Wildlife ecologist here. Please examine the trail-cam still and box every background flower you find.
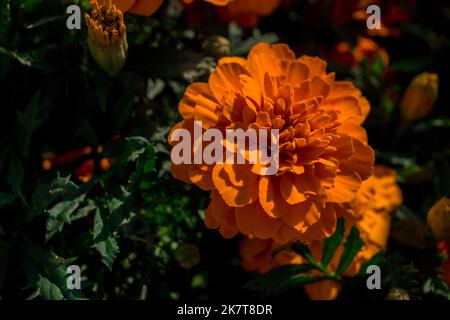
[239,164,402,299]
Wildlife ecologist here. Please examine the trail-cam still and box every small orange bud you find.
[42,159,52,171]
[400,72,439,121]
[74,159,95,183]
[99,158,113,171]
[427,197,450,241]
[85,0,128,76]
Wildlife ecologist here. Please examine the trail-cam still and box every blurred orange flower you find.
[400,72,439,122]
[112,0,231,16]
[239,165,402,299]
[217,0,282,28]
[332,0,416,37]
[427,197,450,241]
[169,43,374,244]
[329,37,389,68]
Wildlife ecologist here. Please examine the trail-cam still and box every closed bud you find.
[85,0,128,76]
[400,72,439,121]
[427,197,450,241]
[202,36,231,59]
[385,288,411,300]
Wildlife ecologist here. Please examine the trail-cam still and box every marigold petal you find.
[209,62,250,102]
[212,164,259,207]
[259,176,293,218]
[235,201,282,239]
[325,168,361,203]
[179,83,215,120]
[129,0,164,16]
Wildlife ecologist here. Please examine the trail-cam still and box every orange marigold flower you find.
[113,0,231,16]
[217,0,282,28]
[239,165,402,299]
[112,0,164,16]
[427,197,450,241]
[400,72,439,121]
[169,43,375,244]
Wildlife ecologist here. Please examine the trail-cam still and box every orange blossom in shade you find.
[239,165,402,299]
[169,42,375,244]
[400,72,439,122]
[332,0,416,37]
[328,37,389,69]
[427,197,450,241]
[216,0,282,28]
[112,0,232,16]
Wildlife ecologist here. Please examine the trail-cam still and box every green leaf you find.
[35,276,64,300]
[391,56,432,73]
[118,136,150,164]
[91,189,134,270]
[412,118,450,133]
[291,242,318,265]
[245,264,320,296]
[129,145,156,191]
[359,250,386,277]
[0,192,15,208]
[423,276,450,300]
[7,155,24,195]
[16,92,51,158]
[322,217,345,267]
[92,235,119,271]
[21,240,87,300]
[45,194,86,242]
[336,226,364,275]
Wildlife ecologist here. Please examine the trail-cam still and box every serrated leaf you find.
[71,201,96,221]
[336,226,364,275]
[93,235,119,271]
[45,194,86,242]
[322,217,345,267]
[120,136,150,164]
[20,240,87,300]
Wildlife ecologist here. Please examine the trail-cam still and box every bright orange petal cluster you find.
[169,43,375,245]
[217,0,282,28]
[239,165,402,300]
[113,0,232,16]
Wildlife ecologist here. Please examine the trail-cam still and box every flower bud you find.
[85,0,128,76]
[427,197,450,241]
[202,36,231,59]
[385,288,411,300]
[400,72,439,121]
